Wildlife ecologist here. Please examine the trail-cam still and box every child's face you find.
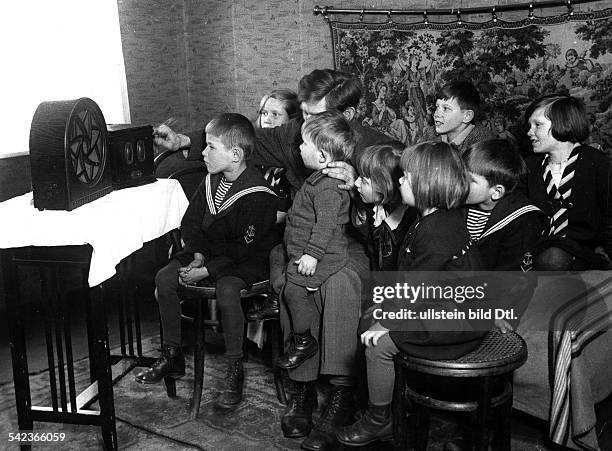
[260,98,289,128]
[299,133,328,170]
[527,107,558,154]
[399,171,415,207]
[466,171,496,207]
[355,176,382,204]
[434,97,470,136]
[201,134,235,174]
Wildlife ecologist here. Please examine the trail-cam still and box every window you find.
[2,1,130,158]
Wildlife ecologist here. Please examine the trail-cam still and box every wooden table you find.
[0,179,189,449]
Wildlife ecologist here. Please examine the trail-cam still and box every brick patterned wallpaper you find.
[117,0,612,132]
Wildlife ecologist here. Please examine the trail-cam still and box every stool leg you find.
[475,376,491,451]
[393,363,407,448]
[497,388,513,451]
[414,404,430,451]
[191,299,205,420]
[268,320,287,404]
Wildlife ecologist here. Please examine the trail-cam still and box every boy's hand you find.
[494,318,514,334]
[322,161,357,191]
[179,266,209,285]
[361,321,389,347]
[295,254,318,276]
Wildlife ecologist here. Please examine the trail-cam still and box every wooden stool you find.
[170,279,286,420]
[392,330,527,451]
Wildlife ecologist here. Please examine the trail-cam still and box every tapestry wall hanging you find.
[329,9,612,152]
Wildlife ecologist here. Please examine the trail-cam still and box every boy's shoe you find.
[245,291,280,321]
[335,404,393,446]
[277,331,318,369]
[282,381,318,438]
[134,346,185,384]
[301,385,355,450]
[216,358,244,409]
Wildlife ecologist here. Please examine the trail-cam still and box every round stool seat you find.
[394,329,527,378]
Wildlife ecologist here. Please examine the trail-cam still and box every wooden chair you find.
[176,279,286,420]
[392,330,528,451]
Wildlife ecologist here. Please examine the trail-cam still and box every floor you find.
[1,242,611,450]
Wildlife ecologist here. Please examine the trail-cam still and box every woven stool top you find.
[394,330,527,377]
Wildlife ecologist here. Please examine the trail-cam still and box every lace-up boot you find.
[281,381,318,438]
[134,346,185,384]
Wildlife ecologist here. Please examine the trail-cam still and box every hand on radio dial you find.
[153,124,190,156]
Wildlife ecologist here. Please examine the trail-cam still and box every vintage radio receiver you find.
[108,124,156,189]
[29,97,114,211]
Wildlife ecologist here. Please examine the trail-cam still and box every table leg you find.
[87,284,118,450]
[2,250,34,436]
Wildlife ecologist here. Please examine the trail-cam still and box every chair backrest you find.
[154,149,206,200]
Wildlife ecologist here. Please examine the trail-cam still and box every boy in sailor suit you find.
[136,113,278,410]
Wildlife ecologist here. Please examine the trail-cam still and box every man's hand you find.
[322,161,357,191]
[361,321,389,347]
[295,254,318,276]
[153,124,190,153]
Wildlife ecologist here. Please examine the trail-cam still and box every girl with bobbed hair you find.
[523,94,612,270]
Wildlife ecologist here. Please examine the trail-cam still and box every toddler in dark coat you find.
[277,111,357,370]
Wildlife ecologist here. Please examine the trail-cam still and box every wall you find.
[117,0,612,132]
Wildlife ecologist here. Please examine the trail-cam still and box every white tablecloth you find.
[0,179,189,287]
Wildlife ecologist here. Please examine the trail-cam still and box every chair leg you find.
[414,404,430,451]
[191,299,205,420]
[268,320,286,404]
[164,376,177,398]
[393,363,407,448]
[475,376,492,451]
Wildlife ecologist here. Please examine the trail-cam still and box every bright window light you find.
[2,1,130,158]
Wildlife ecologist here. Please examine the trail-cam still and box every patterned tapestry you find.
[329,9,612,153]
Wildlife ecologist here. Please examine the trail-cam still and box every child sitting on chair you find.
[277,110,356,370]
[135,113,278,411]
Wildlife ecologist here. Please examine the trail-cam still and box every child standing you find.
[135,114,278,411]
[353,142,416,271]
[337,142,486,447]
[277,111,356,370]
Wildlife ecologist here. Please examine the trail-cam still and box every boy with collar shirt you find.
[136,113,278,411]
[434,81,495,153]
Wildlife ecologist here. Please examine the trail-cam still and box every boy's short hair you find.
[524,94,589,143]
[463,139,526,193]
[358,141,405,206]
[298,69,363,112]
[301,110,355,162]
[436,81,481,118]
[400,141,468,211]
[205,113,256,159]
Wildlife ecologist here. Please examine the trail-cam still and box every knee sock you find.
[216,276,247,360]
[365,333,399,406]
[283,282,317,334]
[155,260,182,348]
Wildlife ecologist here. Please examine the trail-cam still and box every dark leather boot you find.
[277,331,318,370]
[134,346,185,384]
[216,358,244,409]
[281,381,318,438]
[301,385,355,451]
[245,291,280,321]
[335,404,393,446]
